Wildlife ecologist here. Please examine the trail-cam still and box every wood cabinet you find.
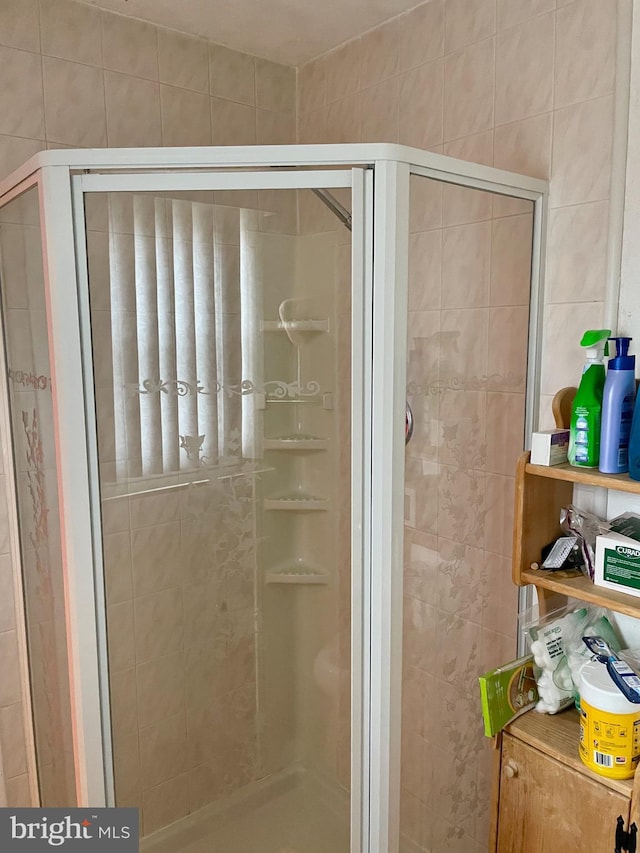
[493,709,638,852]
[491,452,640,851]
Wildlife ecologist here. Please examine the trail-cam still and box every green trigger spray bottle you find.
[568,329,611,467]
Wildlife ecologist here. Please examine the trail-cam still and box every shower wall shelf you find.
[262,319,329,334]
[263,495,329,511]
[263,436,328,451]
[265,563,329,585]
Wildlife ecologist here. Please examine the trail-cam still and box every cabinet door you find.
[496,734,630,853]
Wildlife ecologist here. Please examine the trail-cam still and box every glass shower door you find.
[399,172,535,853]
[80,175,358,849]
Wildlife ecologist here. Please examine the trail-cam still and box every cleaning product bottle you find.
[599,337,636,473]
[568,329,611,468]
[627,385,640,480]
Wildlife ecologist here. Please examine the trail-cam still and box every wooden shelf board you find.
[505,708,634,797]
[521,567,640,618]
[525,460,640,494]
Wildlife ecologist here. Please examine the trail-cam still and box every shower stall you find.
[0,145,546,852]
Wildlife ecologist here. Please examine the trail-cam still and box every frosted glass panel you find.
[84,186,352,847]
[0,187,77,806]
[399,175,534,851]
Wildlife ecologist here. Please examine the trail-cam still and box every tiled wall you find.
[297,0,618,425]
[0,0,295,178]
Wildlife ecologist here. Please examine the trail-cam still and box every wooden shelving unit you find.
[492,450,640,851]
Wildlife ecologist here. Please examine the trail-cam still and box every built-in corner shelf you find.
[263,434,328,451]
[265,559,329,585]
[263,492,329,511]
[262,319,329,335]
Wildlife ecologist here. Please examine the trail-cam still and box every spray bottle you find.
[568,329,611,468]
[599,337,635,473]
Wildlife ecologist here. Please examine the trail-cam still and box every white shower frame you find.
[0,143,547,853]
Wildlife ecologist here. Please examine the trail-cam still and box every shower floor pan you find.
[140,765,350,853]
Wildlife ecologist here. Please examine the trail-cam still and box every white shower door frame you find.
[0,144,548,853]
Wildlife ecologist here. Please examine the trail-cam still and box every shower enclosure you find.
[0,145,546,852]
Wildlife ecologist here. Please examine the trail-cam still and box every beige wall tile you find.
[540,301,605,396]
[488,305,529,392]
[409,231,442,311]
[555,0,616,109]
[490,213,534,307]
[112,731,141,808]
[497,0,555,30]
[256,109,295,144]
[297,56,326,114]
[326,39,360,103]
[256,58,295,112]
[495,12,554,126]
[130,489,180,530]
[0,136,43,181]
[43,56,106,146]
[0,46,45,139]
[110,667,138,741]
[139,712,187,789]
[482,553,518,635]
[439,307,489,386]
[0,554,15,633]
[360,18,400,88]
[442,221,491,309]
[106,599,135,673]
[134,587,183,664]
[444,38,494,142]
[142,773,189,835]
[5,773,32,807]
[398,0,444,72]
[103,530,133,605]
[160,85,211,146]
[443,132,494,226]
[131,521,181,597]
[101,12,158,81]
[0,629,21,706]
[211,98,256,146]
[399,60,444,150]
[210,44,255,106]
[547,201,609,303]
[551,95,614,207]
[410,174,443,233]
[483,473,515,556]
[105,72,161,147]
[485,393,526,475]
[494,112,552,179]
[0,702,27,777]
[158,28,208,93]
[0,0,40,52]
[327,93,361,143]
[444,0,496,53]
[136,652,185,728]
[361,78,399,143]
[298,108,328,144]
[40,0,101,66]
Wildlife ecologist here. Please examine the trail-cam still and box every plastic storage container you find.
[578,659,640,780]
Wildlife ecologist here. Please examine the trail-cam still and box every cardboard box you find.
[595,531,640,597]
[530,429,570,466]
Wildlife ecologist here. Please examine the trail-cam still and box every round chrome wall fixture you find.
[405,401,414,445]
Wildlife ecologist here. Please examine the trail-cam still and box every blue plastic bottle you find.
[600,337,636,474]
[629,386,640,480]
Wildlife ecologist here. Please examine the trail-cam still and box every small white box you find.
[530,429,570,466]
[594,532,640,597]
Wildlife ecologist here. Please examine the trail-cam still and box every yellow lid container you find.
[579,659,640,779]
